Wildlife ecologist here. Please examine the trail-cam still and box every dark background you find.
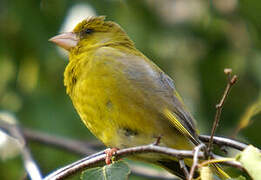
[0,0,260,179]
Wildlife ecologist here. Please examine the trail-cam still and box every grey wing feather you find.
[159,71,200,144]
[122,54,199,144]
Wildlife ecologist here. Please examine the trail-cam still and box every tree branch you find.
[43,144,243,180]
[1,121,254,180]
[21,128,253,179]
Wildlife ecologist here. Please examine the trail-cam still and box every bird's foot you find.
[105,148,118,164]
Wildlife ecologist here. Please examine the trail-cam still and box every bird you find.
[49,16,229,179]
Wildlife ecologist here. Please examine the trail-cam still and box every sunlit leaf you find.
[200,166,214,180]
[236,145,261,180]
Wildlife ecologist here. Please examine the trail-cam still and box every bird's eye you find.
[84,28,93,34]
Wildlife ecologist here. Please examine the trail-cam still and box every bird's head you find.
[49,16,134,52]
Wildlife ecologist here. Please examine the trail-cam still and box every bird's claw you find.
[105,148,118,164]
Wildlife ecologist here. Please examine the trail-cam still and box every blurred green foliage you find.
[0,0,260,179]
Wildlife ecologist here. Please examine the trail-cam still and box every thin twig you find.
[188,143,206,180]
[44,144,244,180]
[208,69,238,154]
[178,159,189,179]
[0,113,42,180]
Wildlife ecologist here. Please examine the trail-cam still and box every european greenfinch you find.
[50,16,229,179]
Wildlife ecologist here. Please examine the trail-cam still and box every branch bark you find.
[44,144,243,180]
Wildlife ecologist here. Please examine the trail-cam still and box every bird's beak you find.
[49,32,79,51]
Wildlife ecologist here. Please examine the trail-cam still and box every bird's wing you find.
[120,52,200,145]
[157,72,200,145]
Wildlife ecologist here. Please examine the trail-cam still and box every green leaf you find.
[81,161,131,180]
[236,145,261,180]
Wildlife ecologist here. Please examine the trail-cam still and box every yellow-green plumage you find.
[51,16,229,179]
[64,16,197,177]
[66,45,195,149]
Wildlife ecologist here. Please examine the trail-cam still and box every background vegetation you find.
[0,0,260,179]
